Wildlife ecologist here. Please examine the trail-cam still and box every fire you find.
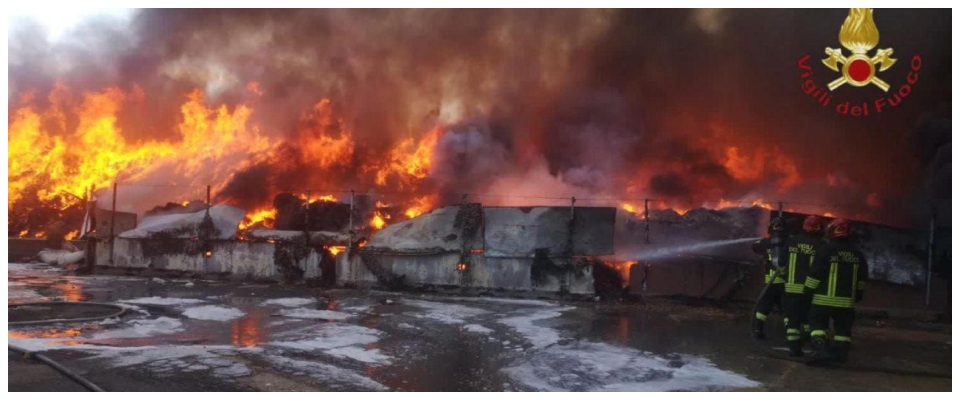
[404,195,434,219]
[316,194,337,203]
[621,203,637,214]
[239,208,276,230]
[370,211,387,230]
[328,245,347,256]
[612,261,634,283]
[296,99,355,169]
[9,85,279,224]
[18,230,28,238]
[374,126,442,187]
[65,230,80,240]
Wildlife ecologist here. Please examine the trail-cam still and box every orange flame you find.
[374,126,441,187]
[239,208,276,230]
[404,195,433,219]
[328,245,347,256]
[370,211,387,230]
[8,85,279,215]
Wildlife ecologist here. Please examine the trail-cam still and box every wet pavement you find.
[8,263,952,391]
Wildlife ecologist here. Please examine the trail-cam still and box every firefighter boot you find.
[751,317,766,340]
[809,336,831,363]
[788,339,803,357]
[833,341,850,363]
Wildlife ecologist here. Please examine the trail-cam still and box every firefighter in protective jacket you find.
[779,215,826,356]
[751,217,787,340]
[804,218,868,363]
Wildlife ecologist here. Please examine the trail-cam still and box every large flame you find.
[839,8,879,54]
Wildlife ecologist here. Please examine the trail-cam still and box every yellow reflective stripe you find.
[803,324,811,332]
[804,277,820,289]
[834,335,851,342]
[787,335,801,341]
[789,252,797,283]
[811,330,827,337]
[857,281,866,290]
[812,295,855,308]
[785,283,805,293]
[786,328,800,334]
[828,262,838,297]
[755,312,767,321]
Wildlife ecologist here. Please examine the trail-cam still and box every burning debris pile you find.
[8,9,951,245]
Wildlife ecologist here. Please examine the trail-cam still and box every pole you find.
[569,196,576,221]
[304,190,311,229]
[206,185,211,209]
[778,201,783,219]
[348,190,355,254]
[643,198,650,244]
[925,210,936,307]
[110,182,117,266]
[348,190,355,232]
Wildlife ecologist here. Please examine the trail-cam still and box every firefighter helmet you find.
[826,218,851,239]
[802,215,824,233]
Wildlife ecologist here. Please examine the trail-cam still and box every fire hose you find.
[748,255,950,379]
[9,344,105,392]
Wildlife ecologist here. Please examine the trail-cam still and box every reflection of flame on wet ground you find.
[231,308,265,348]
[8,325,104,347]
[55,278,85,302]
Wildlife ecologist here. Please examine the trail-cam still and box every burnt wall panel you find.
[483,206,615,257]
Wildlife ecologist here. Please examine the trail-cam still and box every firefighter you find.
[779,215,825,356]
[751,217,787,340]
[804,218,868,363]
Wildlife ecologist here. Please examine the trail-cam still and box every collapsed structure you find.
[9,193,941,303]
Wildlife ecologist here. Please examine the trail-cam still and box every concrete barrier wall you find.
[95,238,322,280]
[336,251,594,294]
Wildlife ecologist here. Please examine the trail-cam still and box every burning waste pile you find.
[7,10,945,298]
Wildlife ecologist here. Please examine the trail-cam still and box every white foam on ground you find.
[463,324,494,334]
[406,300,489,324]
[7,263,63,272]
[503,341,759,392]
[325,346,393,364]
[261,297,316,307]
[182,305,246,321]
[88,345,258,379]
[91,317,184,339]
[270,323,390,364]
[260,355,388,391]
[8,287,47,303]
[446,296,558,307]
[279,308,353,320]
[120,296,205,306]
[497,307,575,349]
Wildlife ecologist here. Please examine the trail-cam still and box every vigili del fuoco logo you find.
[798,8,922,116]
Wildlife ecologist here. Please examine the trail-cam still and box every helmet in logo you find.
[802,215,824,233]
[826,218,852,239]
[768,217,785,235]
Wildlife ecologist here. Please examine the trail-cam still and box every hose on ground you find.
[8,302,127,326]
[9,344,105,392]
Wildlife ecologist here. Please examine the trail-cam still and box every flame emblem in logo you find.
[822,8,897,91]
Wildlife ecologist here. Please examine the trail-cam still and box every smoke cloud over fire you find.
[8,9,951,237]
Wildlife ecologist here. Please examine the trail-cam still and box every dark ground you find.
[7,263,952,391]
